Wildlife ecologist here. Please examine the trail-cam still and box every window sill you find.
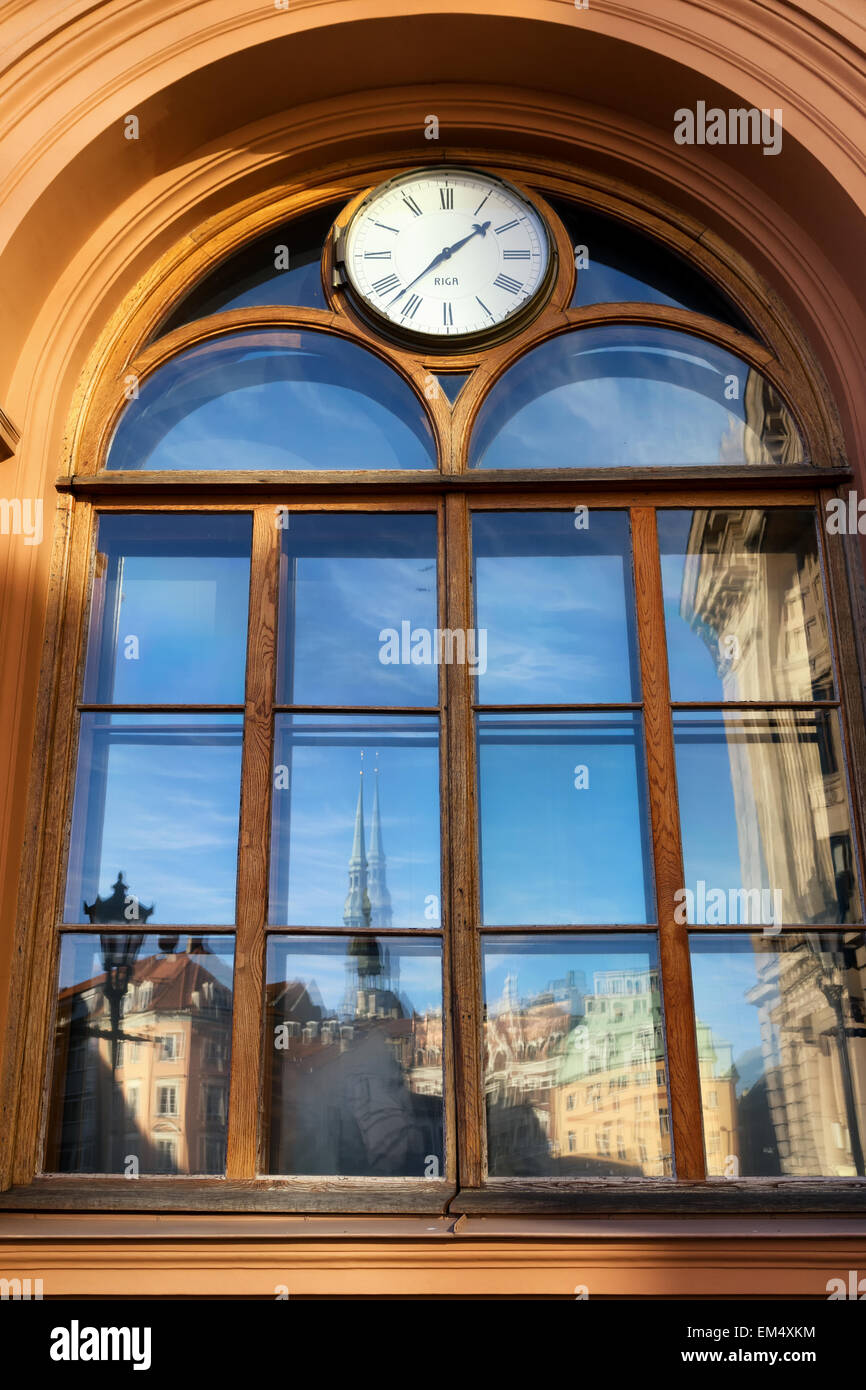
[0,1176,864,1216]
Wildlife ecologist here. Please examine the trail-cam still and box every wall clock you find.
[333,167,555,347]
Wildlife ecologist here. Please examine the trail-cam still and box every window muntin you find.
[45,934,234,1175]
[469,327,805,470]
[153,202,343,339]
[264,935,444,1176]
[690,933,866,1177]
[106,330,436,472]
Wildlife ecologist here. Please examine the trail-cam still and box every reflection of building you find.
[486,966,738,1177]
[48,943,233,1174]
[679,508,857,924]
[265,776,443,1175]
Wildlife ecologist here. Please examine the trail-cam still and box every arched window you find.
[38,167,866,1207]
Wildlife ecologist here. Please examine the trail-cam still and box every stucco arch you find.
[1,0,865,1114]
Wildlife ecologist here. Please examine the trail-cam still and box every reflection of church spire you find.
[343,770,371,929]
[367,766,392,929]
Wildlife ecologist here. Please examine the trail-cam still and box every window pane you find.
[483,935,670,1176]
[277,513,438,705]
[270,715,440,928]
[659,508,833,702]
[690,932,866,1176]
[106,330,436,471]
[264,935,443,1176]
[64,714,243,925]
[472,510,639,703]
[549,199,753,333]
[469,326,804,469]
[84,514,251,704]
[477,714,654,925]
[45,934,234,1174]
[155,203,341,338]
[674,710,862,926]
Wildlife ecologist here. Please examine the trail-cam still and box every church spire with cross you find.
[343,767,371,929]
[367,763,393,929]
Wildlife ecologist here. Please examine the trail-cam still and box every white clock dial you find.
[339,168,552,341]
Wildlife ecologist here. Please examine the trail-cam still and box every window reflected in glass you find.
[106,331,436,471]
[84,513,251,704]
[659,508,833,702]
[45,934,234,1174]
[674,710,861,926]
[690,932,866,1176]
[64,714,243,925]
[469,326,805,469]
[155,203,341,338]
[277,513,438,706]
[269,716,440,928]
[472,510,639,704]
[483,935,670,1176]
[477,714,654,925]
[264,935,444,1176]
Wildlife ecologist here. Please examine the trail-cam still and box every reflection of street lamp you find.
[805,933,865,1177]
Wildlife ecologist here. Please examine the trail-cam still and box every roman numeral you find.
[503,249,531,260]
[439,187,454,210]
[373,221,399,233]
[363,250,392,259]
[402,194,423,217]
[495,219,520,234]
[403,293,423,318]
[493,273,523,294]
[443,302,453,326]
[476,296,494,319]
[372,273,400,295]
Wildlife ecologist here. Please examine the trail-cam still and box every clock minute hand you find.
[390,220,491,305]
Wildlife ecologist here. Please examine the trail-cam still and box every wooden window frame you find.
[3,169,866,1216]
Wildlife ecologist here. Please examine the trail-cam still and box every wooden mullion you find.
[443,493,485,1187]
[631,506,706,1181]
[225,506,279,1178]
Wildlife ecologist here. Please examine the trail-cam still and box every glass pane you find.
[45,934,234,1174]
[674,710,862,926]
[690,932,866,1176]
[84,514,251,704]
[106,330,436,471]
[469,326,805,469]
[659,508,834,702]
[549,199,753,333]
[270,715,440,927]
[277,513,438,705]
[64,714,243,925]
[264,935,443,1176]
[483,935,671,1176]
[472,510,639,703]
[155,203,341,338]
[477,713,654,925]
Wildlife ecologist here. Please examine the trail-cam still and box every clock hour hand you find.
[390,220,491,304]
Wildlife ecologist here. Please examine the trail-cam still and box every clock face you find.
[338,168,553,343]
